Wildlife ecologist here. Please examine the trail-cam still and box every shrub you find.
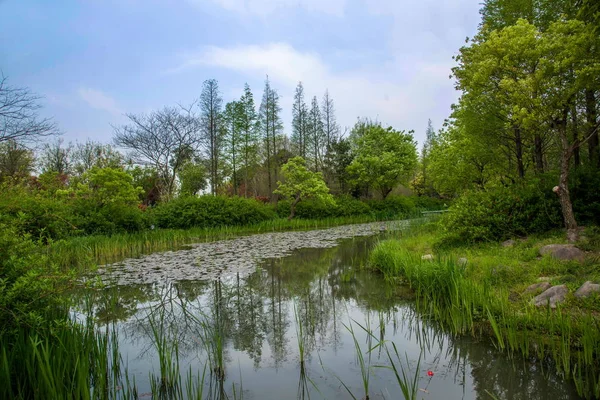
[437,181,562,246]
[153,196,276,229]
[571,166,600,226]
[367,195,416,218]
[0,221,65,333]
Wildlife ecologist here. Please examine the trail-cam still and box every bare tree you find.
[0,74,58,145]
[113,105,201,198]
[72,140,124,176]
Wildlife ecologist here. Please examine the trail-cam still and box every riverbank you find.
[369,222,600,398]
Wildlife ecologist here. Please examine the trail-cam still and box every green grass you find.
[369,223,600,398]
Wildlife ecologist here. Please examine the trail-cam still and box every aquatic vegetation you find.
[370,229,600,398]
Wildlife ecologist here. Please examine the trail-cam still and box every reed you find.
[370,235,600,399]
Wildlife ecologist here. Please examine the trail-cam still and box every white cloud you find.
[172,42,458,145]
[77,87,122,116]
[189,0,346,16]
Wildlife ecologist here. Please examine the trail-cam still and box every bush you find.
[0,221,65,333]
[367,195,416,218]
[153,196,276,229]
[437,181,562,246]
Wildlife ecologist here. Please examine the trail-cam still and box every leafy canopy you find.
[347,122,417,199]
[274,156,334,206]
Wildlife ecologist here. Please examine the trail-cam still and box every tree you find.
[321,89,340,152]
[274,156,334,220]
[257,76,283,198]
[291,82,309,159]
[239,84,258,197]
[74,167,141,208]
[0,140,34,183]
[0,74,58,145]
[39,138,73,175]
[323,136,353,194]
[71,140,123,176]
[224,100,243,195]
[113,105,201,199]
[199,79,224,195]
[308,96,325,171]
[347,121,418,199]
[178,159,207,197]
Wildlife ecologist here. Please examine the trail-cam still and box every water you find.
[74,222,580,399]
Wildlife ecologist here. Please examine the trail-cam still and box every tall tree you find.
[224,100,243,195]
[321,89,340,150]
[257,76,283,198]
[308,96,325,171]
[239,84,258,197]
[199,79,224,195]
[291,82,309,159]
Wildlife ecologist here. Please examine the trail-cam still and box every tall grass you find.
[370,240,600,398]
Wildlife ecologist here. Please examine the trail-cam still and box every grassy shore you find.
[369,222,600,398]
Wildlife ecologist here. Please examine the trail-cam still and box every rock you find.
[539,244,585,261]
[457,257,468,266]
[574,281,600,298]
[502,239,516,247]
[421,254,434,261]
[532,285,568,308]
[524,282,551,295]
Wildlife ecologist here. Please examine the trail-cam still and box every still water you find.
[76,223,580,399]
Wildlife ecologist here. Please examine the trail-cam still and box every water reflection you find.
[74,234,580,399]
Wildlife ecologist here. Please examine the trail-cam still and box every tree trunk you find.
[572,104,580,167]
[586,89,598,167]
[557,117,579,242]
[514,126,525,179]
[534,134,544,173]
[288,195,301,220]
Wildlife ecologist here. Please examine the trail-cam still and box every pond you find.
[74,222,580,399]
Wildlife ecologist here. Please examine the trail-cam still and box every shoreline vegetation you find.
[370,221,600,398]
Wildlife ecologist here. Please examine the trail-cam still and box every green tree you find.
[74,167,142,208]
[347,122,418,199]
[178,159,207,197]
[257,76,283,198]
[308,95,325,172]
[239,83,259,197]
[224,100,243,195]
[0,140,34,183]
[199,79,224,195]
[274,156,334,220]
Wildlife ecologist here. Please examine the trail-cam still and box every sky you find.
[0,0,482,148]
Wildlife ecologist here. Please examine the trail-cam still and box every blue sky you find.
[0,0,481,147]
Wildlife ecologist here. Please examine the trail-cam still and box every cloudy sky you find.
[0,0,481,147]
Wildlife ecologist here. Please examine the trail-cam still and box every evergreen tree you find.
[199,79,224,195]
[291,82,309,158]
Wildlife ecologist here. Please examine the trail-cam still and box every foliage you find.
[152,195,276,229]
[437,181,563,245]
[0,223,64,333]
[274,156,334,219]
[347,122,418,199]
